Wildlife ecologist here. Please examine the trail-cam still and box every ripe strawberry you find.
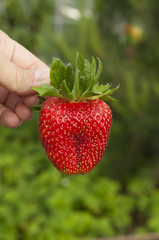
[32,52,119,175]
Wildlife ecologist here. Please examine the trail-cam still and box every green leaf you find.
[62,80,74,99]
[73,66,80,99]
[74,52,92,98]
[94,58,103,84]
[91,56,97,80]
[82,83,110,99]
[75,52,85,70]
[92,83,110,94]
[102,95,118,102]
[81,84,119,101]
[29,104,42,111]
[89,56,97,90]
[32,52,119,102]
[81,59,91,91]
[50,57,65,90]
[40,84,54,89]
[32,86,62,98]
[104,84,120,95]
[72,52,83,99]
[65,63,74,91]
[81,91,100,99]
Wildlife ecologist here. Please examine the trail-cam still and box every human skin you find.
[0,30,50,128]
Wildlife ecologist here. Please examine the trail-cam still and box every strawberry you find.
[32,52,119,175]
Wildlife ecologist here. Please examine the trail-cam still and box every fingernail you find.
[33,69,50,86]
[31,96,40,105]
[18,121,22,127]
[35,97,40,105]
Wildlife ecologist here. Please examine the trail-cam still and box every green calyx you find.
[32,52,119,103]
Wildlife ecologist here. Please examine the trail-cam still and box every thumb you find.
[0,53,50,95]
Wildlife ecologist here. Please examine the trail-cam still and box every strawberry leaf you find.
[65,63,74,92]
[81,84,119,101]
[74,52,92,98]
[94,58,103,84]
[72,52,82,99]
[50,58,65,90]
[91,56,97,79]
[92,83,110,94]
[74,64,80,99]
[40,84,55,89]
[32,85,62,98]
[62,80,74,99]
[81,59,91,91]
[89,56,97,90]
[103,84,120,95]
[30,104,42,111]
[75,52,85,69]
[102,95,118,102]
[32,52,119,103]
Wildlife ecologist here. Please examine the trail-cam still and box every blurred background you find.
[0,0,159,239]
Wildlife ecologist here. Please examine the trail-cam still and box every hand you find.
[0,30,50,128]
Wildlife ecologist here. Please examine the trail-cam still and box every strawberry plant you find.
[32,52,119,175]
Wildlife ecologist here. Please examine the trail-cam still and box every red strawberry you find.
[32,52,119,174]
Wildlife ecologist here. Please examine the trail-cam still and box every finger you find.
[4,92,33,122]
[0,86,9,104]
[0,52,50,96]
[15,102,33,122]
[0,30,48,70]
[5,92,21,110]
[0,103,21,128]
[22,95,39,107]
[0,53,34,95]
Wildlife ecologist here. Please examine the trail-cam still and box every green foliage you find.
[0,119,133,239]
[1,121,159,239]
